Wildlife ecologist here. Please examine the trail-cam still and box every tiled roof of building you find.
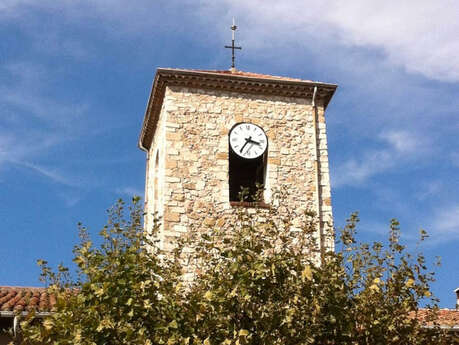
[417,308,459,328]
[0,286,56,314]
[1,286,458,329]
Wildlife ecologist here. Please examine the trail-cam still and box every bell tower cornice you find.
[138,68,337,151]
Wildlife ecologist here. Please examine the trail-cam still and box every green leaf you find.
[302,265,313,281]
[239,329,249,337]
[168,320,178,329]
[204,291,213,300]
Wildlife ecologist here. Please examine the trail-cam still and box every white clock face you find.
[229,122,268,159]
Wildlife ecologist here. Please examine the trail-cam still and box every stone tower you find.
[139,68,336,253]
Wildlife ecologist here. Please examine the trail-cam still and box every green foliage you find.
[184,208,451,345]
[21,197,455,344]
[21,197,185,345]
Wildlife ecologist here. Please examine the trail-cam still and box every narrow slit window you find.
[153,150,160,211]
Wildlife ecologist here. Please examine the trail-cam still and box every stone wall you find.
[144,85,333,252]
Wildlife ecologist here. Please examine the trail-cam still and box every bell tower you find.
[139,68,336,253]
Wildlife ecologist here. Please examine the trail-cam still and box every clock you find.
[229,122,268,159]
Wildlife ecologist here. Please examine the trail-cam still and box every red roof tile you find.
[191,69,316,83]
[0,286,55,313]
[416,308,459,328]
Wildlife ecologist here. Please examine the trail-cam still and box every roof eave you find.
[422,325,459,331]
[138,72,161,152]
[0,311,53,318]
[138,68,338,151]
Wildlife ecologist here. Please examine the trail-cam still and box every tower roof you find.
[139,68,337,150]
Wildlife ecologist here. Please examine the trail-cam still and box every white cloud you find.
[379,130,425,154]
[0,129,59,167]
[56,191,84,207]
[356,219,393,237]
[430,205,459,240]
[332,129,430,187]
[0,62,88,124]
[3,1,458,82]
[332,149,394,187]
[0,61,91,188]
[116,187,144,198]
[0,0,30,12]
[415,181,443,201]
[322,1,459,82]
[450,152,459,168]
[217,0,459,82]
[11,160,81,187]
[0,0,197,35]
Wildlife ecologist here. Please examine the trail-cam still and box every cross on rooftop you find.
[224,18,242,71]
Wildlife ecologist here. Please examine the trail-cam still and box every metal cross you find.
[225,18,242,70]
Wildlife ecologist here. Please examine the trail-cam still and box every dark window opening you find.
[229,149,266,202]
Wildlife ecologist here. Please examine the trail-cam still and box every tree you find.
[21,196,455,344]
[21,198,186,345]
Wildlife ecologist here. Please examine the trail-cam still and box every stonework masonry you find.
[140,69,336,256]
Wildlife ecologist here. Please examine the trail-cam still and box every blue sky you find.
[1,1,458,308]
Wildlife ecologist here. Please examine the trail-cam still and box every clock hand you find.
[240,137,251,153]
[248,138,261,145]
[245,143,254,155]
